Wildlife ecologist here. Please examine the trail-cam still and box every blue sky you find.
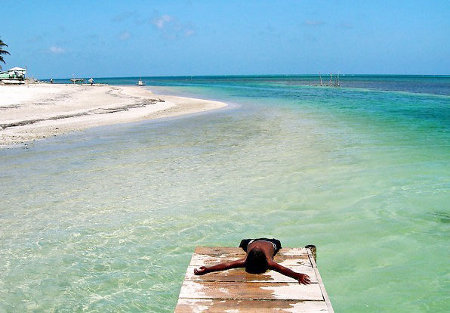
[1,0,449,78]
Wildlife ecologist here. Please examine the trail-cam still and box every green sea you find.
[1,75,449,312]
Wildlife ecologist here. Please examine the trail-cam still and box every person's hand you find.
[194,266,209,275]
[297,273,311,285]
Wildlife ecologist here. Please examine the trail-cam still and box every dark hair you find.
[245,248,269,274]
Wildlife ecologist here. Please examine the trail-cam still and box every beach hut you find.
[0,67,26,82]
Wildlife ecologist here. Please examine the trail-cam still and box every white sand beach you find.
[0,83,227,147]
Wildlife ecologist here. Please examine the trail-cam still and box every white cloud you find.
[151,14,195,39]
[119,31,131,40]
[49,46,65,54]
[153,15,172,29]
[185,29,195,37]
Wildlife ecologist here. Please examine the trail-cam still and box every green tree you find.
[0,39,10,70]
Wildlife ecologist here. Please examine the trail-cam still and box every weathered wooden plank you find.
[175,299,328,313]
[307,250,334,313]
[194,247,309,256]
[189,254,311,267]
[178,281,324,301]
[185,266,318,283]
[190,247,311,267]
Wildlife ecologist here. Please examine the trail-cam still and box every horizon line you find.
[43,73,450,80]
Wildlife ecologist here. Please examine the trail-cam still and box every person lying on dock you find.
[194,238,311,285]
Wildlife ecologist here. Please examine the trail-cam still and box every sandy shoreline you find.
[0,83,227,147]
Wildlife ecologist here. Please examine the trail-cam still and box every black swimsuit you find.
[239,238,282,255]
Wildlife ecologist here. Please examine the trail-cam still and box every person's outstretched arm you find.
[194,258,245,275]
[268,261,311,285]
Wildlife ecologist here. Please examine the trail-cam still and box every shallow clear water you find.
[1,76,449,312]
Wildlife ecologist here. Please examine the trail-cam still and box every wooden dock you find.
[175,246,334,312]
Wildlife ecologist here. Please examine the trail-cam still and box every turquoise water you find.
[1,76,449,312]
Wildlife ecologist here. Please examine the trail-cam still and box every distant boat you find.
[137,79,145,86]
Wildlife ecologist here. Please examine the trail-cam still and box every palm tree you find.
[0,39,10,70]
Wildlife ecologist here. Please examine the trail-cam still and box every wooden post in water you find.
[305,244,317,262]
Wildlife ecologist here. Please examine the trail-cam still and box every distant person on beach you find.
[194,238,311,285]
[88,78,94,85]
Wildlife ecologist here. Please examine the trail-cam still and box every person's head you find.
[245,248,269,274]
